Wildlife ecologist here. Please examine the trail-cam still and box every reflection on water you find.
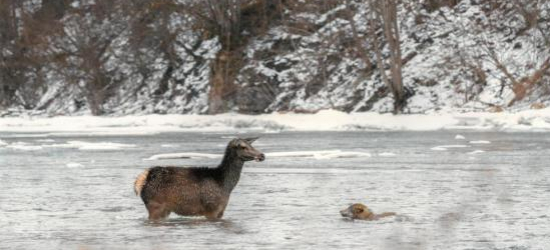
[145,218,247,234]
[0,131,549,249]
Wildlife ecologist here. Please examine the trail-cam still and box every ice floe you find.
[467,150,485,155]
[431,145,470,151]
[469,140,491,144]
[266,150,371,159]
[5,142,43,151]
[36,139,55,142]
[146,152,222,160]
[43,141,136,151]
[66,162,84,168]
[146,150,372,161]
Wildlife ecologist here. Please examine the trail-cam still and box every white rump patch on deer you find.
[134,170,150,196]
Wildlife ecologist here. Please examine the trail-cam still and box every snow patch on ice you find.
[469,140,491,144]
[146,150,372,161]
[6,142,43,151]
[44,141,136,151]
[2,109,550,133]
[36,139,55,142]
[66,162,84,168]
[435,145,470,148]
[455,135,466,140]
[431,145,470,151]
[146,152,221,160]
[378,152,397,157]
[467,150,485,155]
[266,150,371,159]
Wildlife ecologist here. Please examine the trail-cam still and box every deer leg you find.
[146,201,170,221]
[204,203,227,220]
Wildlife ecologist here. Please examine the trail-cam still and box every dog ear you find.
[244,137,259,144]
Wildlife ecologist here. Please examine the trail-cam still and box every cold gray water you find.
[0,131,549,249]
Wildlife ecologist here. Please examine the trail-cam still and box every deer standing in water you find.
[134,138,265,220]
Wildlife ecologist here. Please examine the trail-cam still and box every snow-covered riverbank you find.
[1,109,550,134]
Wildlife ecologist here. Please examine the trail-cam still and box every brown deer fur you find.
[134,138,265,221]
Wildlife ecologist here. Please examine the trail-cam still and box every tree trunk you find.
[36,0,71,20]
[0,0,21,108]
[208,50,239,114]
[370,0,407,114]
[345,0,373,72]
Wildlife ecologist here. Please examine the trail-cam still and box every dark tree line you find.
[1,0,547,115]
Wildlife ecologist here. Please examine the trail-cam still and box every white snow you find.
[431,144,470,151]
[2,108,550,133]
[66,162,84,168]
[0,139,7,146]
[433,145,470,148]
[36,139,55,142]
[43,141,136,151]
[467,150,485,155]
[455,135,466,140]
[145,152,221,160]
[6,142,43,151]
[146,150,371,161]
[469,140,491,144]
[378,152,397,157]
[266,150,371,159]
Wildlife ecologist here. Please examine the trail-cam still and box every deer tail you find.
[134,169,150,196]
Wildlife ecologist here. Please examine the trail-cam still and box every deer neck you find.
[219,149,244,192]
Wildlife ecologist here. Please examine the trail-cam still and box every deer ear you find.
[244,137,259,144]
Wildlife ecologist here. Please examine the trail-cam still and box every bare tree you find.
[187,0,284,114]
[369,0,408,113]
[345,0,373,72]
[0,0,23,108]
[49,1,127,115]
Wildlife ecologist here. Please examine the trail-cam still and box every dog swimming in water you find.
[340,203,396,220]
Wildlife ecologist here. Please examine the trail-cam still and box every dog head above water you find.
[229,137,265,162]
[340,203,374,220]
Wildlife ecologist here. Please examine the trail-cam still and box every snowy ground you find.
[0,130,549,249]
[2,109,550,135]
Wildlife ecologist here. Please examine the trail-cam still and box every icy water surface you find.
[0,131,549,249]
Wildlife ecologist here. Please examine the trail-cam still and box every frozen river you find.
[1,131,549,249]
